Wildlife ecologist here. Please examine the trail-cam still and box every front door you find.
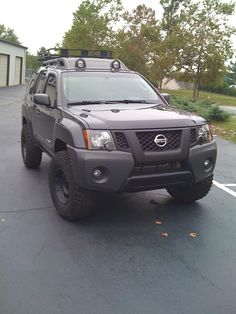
[35,74,57,154]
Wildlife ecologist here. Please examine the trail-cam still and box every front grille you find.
[130,161,185,176]
[190,128,197,146]
[114,132,129,150]
[136,130,182,152]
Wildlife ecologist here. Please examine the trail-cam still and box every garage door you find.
[14,57,22,85]
[0,54,9,87]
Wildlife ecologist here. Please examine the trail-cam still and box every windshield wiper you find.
[68,100,160,106]
[68,101,105,106]
[103,100,157,104]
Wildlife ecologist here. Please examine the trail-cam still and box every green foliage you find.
[61,0,235,100]
[200,85,236,97]
[63,0,123,50]
[212,116,236,143]
[26,52,40,70]
[115,5,159,78]
[164,88,236,106]
[170,95,230,122]
[37,47,47,56]
[225,60,236,86]
[174,0,235,99]
[0,24,20,44]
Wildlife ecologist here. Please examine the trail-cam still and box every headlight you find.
[83,130,116,151]
[197,124,213,145]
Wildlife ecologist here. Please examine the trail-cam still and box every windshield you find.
[62,72,162,105]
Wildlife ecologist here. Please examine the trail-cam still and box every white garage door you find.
[14,57,22,85]
[0,54,9,87]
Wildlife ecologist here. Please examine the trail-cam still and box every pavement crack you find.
[0,205,53,214]
[172,252,221,291]
[32,238,48,262]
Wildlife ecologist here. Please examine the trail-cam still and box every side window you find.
[28,77,37,95]
[45,74,57,107]
[35,72,47,94]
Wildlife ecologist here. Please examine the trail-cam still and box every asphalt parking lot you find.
[0,86,236,314]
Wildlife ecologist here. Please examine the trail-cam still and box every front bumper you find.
[68,141,217,192]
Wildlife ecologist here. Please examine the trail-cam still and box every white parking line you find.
[213,180,236,198]
[224,184,236,187]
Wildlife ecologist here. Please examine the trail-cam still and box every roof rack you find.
[39,47,113,62]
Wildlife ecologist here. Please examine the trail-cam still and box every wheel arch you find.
[54,118,86,153]
[22,116,28,125]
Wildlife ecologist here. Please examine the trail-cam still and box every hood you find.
[69,104,205,130]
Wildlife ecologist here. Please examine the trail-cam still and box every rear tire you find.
[21,124,42,169]
[49,151,94,221]
[166,175,213,203]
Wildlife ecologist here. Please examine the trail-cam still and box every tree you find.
[37,46,47,56]
[173,0,235,99]
[225,60,236,86]
[62,0,123,50]
[26,47,47,72]
[151,0,186,90]
[0,24,20,44]
[26,52,39,70]
[160,0,185,32]
[115,5,159,78]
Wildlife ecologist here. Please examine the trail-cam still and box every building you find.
[163,78,194,90]
[0,39,27,87]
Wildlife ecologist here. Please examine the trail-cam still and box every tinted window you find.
[28,77,37,95]
[35,72,47,94]
[45,75,57,107]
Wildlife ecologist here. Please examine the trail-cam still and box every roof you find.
[43,57,129,72]
[0,38,27,49]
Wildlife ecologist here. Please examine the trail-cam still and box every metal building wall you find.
[0,40,27,87]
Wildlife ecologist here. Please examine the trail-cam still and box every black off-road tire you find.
[21,124,42,169]
[49,151,94,221]
[166,175,213,203]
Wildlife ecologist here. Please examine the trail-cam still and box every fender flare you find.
[54,118,86,150]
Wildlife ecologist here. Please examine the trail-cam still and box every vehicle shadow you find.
[70,190,207,243]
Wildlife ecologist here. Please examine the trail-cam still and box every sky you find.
[0,0,235,55]
[0,0,162,54]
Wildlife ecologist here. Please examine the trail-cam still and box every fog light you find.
[204,159,211,169]
[92,168,103,179]
[104,141,115,151]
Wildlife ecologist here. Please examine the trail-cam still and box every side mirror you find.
[161,93,171,104]
[34,94,51,107]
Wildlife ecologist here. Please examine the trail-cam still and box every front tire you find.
[49,151,94,221]
[21,124,42,169]
[166,175,213,203]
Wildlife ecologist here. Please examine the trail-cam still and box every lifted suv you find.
[21,48,217,221]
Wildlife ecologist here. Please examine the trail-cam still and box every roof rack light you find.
[76,58,86,69]
[111,60,121,70]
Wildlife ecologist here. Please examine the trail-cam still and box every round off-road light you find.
[92,168,103,179]
[111,60,121,70]
[76,58,86,68]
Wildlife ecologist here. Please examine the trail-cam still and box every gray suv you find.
[21,48,217,221]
